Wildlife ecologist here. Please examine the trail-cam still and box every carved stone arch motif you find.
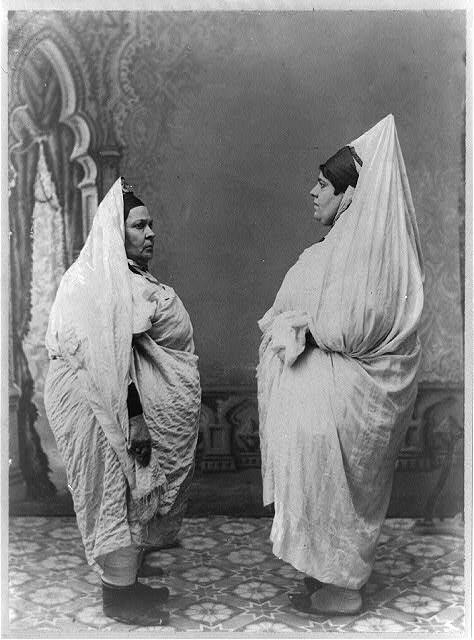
[9,29,98,238]
[225,398,260,469]
[8,23,100,501]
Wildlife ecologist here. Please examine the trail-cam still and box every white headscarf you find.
[46,177,136,488]
[262,114,424,364]
[257,117,425,586]
[320,113,425,356]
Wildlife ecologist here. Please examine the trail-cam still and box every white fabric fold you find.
[257,114,424,589]
[266,310,313,367]
[44,177,201,569]
[46,178,146,497]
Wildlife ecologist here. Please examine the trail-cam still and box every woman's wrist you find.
[128,414,151,467]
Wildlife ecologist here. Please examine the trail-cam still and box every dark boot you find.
[303,576,324,594]
[288,575,324,604]
[289,585,363,616]
[133,580,169,604]
[102,581,170,626]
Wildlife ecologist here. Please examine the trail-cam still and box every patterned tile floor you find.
[8,516,465,634]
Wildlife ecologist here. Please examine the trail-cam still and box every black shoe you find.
[288,592,313,612]
[289,585,363,616]
[303,576,324,594]
[133,580,169,604]
[288,576,324,602]
[102,581,170,626]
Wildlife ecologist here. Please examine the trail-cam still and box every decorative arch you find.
[9,31,98,237]
[8,23,99,500]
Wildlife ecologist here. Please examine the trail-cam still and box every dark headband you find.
[320,146,363,196]
[122,190,145,220]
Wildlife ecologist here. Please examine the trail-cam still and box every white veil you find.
[257,116,425,587]
[265,114,424,364]
[46,177,135,488]
[316,113,424,357]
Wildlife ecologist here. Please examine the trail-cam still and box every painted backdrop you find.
[8,11,465,510]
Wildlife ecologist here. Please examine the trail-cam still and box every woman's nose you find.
[146,226,155,238]
[310,184,319,198]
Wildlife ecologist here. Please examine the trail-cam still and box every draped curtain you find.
[10,47,83,498]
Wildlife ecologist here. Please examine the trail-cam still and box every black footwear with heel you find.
[132,580,169,604]
[102,581,170,626]
[288,575,324,604]
[303,576,324,594]
[288,584,363,616]
[288,591,313,611]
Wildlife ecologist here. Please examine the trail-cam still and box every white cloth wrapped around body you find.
[260,309,314,367]
[257,115,424,589]
[44,177,201,572]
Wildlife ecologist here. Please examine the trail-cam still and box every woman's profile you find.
[257,115,424,615]
[44,177,201,625]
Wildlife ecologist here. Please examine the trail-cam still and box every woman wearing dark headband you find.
[257,116,424,615]
[310,145,362,227]
[44,178,201,625]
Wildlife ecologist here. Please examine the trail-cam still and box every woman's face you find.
[124,206,155,267]
[310,171,343,226]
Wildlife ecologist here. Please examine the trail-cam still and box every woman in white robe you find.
[44,177,201,625]
[257,115,424,615]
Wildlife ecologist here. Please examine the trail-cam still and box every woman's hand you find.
[275,348,286,363]
[128,414,152,467]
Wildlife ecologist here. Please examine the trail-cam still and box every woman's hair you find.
[121,177,145,220]
[320,145,363,195]
[123,191,145,220]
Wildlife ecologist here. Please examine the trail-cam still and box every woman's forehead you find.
[126,206,151,223]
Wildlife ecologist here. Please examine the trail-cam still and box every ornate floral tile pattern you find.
[8,516,465,634]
